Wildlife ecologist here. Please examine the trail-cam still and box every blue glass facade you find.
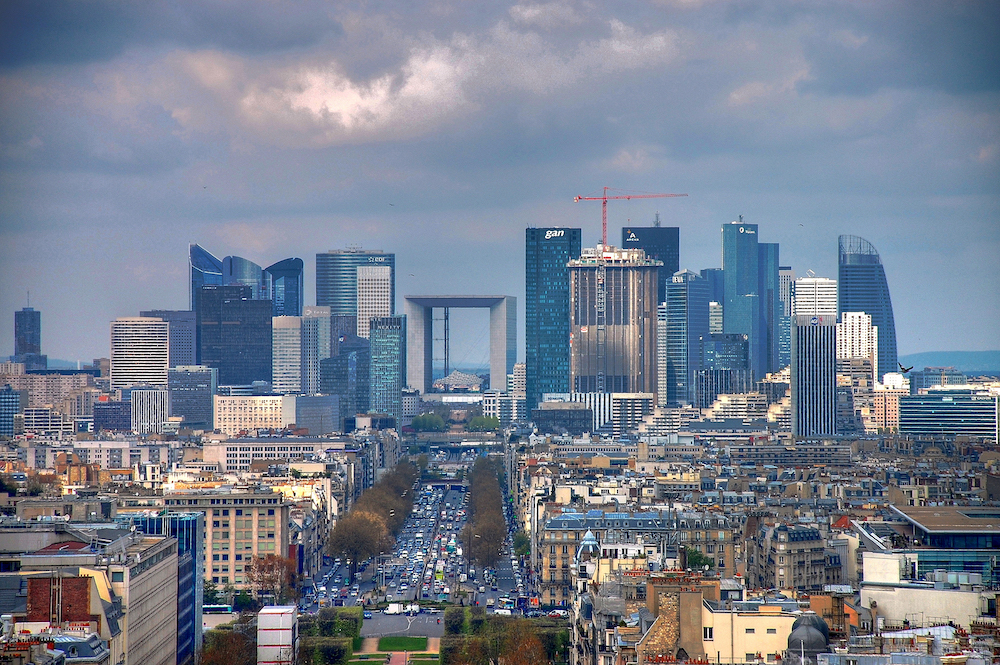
[898,389,998,439]
[222,255,267,299]
[265,258,305,317]
[195,285,273,385]
[321,334,370,431]
[167,366,217,430]
[757,242,780,374]
[0,386,27,436]
[791,315,838,437]
[369,316,406,423]
[525,227,582,409]
[722,221,763,379]
[93,400,131,432]
[189,244,223,310]
[316,249,395,316]
[838,235,897,381]
[14,307,41,356]
[621,226,680,303]
[663,270,709,405]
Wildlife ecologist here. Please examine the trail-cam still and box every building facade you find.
[838,235,897,381]
[301,306,333,395]
[196,285,272,386]
[110,317,170,390]
[356,264,393,338]
[272,316,302,395]
[316,248,395,316]
[660,270,710,406]
[213,395,296,436]
[140,310,197,367]
[369,316,406,424]
[837,311,878,382]
[621,225,680,303]
[791,314,837,437]
[526,227,582,409]
[167,365,217,430]
[569,246,659,394]
[265,257,304,317]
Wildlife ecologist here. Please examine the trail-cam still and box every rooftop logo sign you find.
[544,230,565,240]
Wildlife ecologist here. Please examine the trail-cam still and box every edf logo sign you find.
[544,230,565,240]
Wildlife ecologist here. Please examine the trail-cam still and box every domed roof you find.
[791,612,830,643]
[576,530,601,561]
[787,625,828,654]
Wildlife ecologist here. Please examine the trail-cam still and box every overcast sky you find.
[2,0,998,369]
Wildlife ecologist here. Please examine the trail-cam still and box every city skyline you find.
[2,1,998,363]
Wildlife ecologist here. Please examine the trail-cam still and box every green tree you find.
[203,580,222,605]
[412,413,447,432]
[466,416,499,432]
[512,530,530,557]
[684,546,714,570]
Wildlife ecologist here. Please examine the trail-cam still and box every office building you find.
[189,244,224,310]
[525,227,582,408]
[196,285,272,385]
[721,220,766,379]
[908,366,967,394]
[758,242,781,374]
[316,248,395,316]
[693,333,752,408]
[791,277,837,317]
[223,255,267,299]
[838,235,897,381]
[168,365,217,430]
[700,268,725,304]
[660,270,709,406]
[0,385,27,436]
[162,488,291,590]
[568,245,659,394]
[356,264,393,338]
[778,266,794,369]
[320,333,370,431]
[140,309,197,367]
[898,388,998,440]
[272,316,302,394]
[13,306,46,370]
[369,316,406,424]
[110,317,170,390]
[791,314,837,437]
[621,224,680,303]
[301,306,333,395]
[708,301,723,334]
[837,311,878,382]
[213,394,296,436]
[295,394,339,435]
[265,257,304,317]
[131,388,170,434]
[93,398,132,432]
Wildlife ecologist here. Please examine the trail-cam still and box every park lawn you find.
[378,636,428,652]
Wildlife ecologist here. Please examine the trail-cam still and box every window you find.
[767,628,776,634]
[703,627,713,640]
[111,571,124,583]
[745,628,755,634]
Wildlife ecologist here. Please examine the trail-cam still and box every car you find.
[363,611,373,619]
[547,609,569,618]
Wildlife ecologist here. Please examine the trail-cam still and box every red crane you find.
[574,187,688,246]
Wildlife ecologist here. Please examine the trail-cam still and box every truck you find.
[385,603,404,615]
[405,603,420,616]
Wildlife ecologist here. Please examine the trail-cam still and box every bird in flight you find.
[898,362,913,374]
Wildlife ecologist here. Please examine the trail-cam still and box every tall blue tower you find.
[369,315,406,424]
[838,235,897,381]
[621,224,680,304]
[722,220,763,378]
[525,227,582,409]
[316,248,395,317]
[661,270,709,406]
[189,244,223,310]
[265,257,305,317]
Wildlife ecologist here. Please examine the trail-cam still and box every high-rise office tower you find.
[272,316,302,394]
[265,258,304,317]
[131,388,170,434]
[758,242,781,374]
[708,302,723,334]
[838,235,898,381]
[791,277,838,317]
[189,244,224,310]
[168,365,217,430]
[13,306,46,370]
[302,306,332,395]
[621,224,680,303]
[778,266,795,369]
[722,220,763,378]
[700,268,725,304]
[316,248,395,316]
[356,265,393,338]
[223,255,267,299]
[196,285,272,386]
[791,314,837,437]
[693,333,752,408]
[110,317,170,390]
[568,245,659,394]
[837,312,879,382]
[321,333,370,430]
[368,316,406,423]
[140,310,197,367]
[525,227,582,408]
[659,270,710,406]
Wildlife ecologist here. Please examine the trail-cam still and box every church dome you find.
[576,530,601,562]
[791,612,830,644]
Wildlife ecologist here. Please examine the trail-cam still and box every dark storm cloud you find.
[0,0,342,66]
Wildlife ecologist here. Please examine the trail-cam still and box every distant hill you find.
[898,351,1000,373]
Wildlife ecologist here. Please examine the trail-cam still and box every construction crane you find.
[574,187,688,246]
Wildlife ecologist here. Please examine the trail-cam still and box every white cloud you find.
[509,2,583,29]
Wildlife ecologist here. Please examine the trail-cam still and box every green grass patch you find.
[410,659,440,665]
[378,636,428,652]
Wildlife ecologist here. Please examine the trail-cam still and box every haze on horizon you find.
[1,0,998,365]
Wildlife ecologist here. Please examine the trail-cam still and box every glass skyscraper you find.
[196,285,273,385]
[223,255,267,299]
[265,258,304,317]
[369,315,406,424]
[525,227,582,409]
[660,269,709,406]
[167,365,217,430]
[321,333,370,430]
[316,248,395,316]
[757,242,781,374]
[838,235,897,381]
[791,314,838,437]
[621,225,680,304]
[13,306,46,370]
[189,244,223,310]
[140,309,197,367]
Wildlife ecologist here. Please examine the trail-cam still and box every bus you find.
[202,604,234,614]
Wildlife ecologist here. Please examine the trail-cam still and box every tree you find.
[247,554,298,602]
[202,628,256,665]
[512,530,530,558]
[204,580,222,605]
[328,511,388,582]
[684,546,713,570]
[412,413,447,432]
[467,416,499,432]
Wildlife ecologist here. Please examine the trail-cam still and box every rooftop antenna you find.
[653,212,660,227]
[26,290,30,308]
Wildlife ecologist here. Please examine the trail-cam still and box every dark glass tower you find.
[722,221,762,378]
[369,315,406,423]
[195,285,272,385]
[791,314,837,437]
[525,227,582,408]
[316,249,395,316]
[321,333,371,431]
[189,244,224,310]
[838,235,897,382]
[621,225,680,303]
[265,258,305,317]
[13,307,46,370]
[757,242,781,375]
[222,255,267,299]
[661,270,709,405]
